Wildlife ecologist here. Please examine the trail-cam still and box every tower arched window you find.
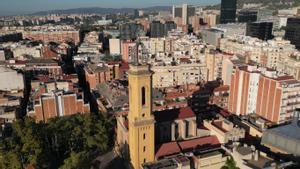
[142,87,146,106]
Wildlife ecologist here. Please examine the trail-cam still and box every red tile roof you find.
[166,101,188,108]
[212,121,228,133]
[165,92,188,100]
[218,109,231,118]
[154,107,195,123]
[36,75,51,83]
[178,136,220,151]
[62,74,78,80]
[120,62,129,70]
[180,58,191,63]
[274,75,294,81]
[213,85,229,92]
[178,107,195,119]
[155,142,181,159]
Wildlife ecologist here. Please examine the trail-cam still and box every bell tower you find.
[128,63,155,169]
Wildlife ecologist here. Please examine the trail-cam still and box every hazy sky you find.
[0,0,220,15]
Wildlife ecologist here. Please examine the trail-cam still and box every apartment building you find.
[229,65,300,124]
[220,36,296,70]
[33,90,89,122]
[151,63,207,88]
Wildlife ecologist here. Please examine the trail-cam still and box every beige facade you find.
[204,119,245,144]
[109,38,121,55]
[151,64,207,88]
[150,38,165,54]
[220,36,296,70]
[194,151,227,169]
[277,55,300,80]
[205,50,230,81]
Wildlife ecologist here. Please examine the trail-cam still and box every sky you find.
[0,0,220,16]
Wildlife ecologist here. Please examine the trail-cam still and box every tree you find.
[221,156,240,169]
[0,113,114,169]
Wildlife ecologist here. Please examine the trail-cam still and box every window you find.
[185,121,189,138]
[143,133,146,140]
[175,123,179,140]
[144,158,146,163]
[143,146,146,152]
[142,87,146,106]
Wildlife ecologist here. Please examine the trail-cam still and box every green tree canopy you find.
[0,113,114,169]
[221,156,240,169]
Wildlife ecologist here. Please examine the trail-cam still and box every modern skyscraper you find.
[164,21,177,36]
[246,22,273,41]
[150,21,164,38]
[119,23,144,40]
[285,17,300,49]
[133,9,139,18]
[238,10,258,23]
[182,4,188,25]
[128,63,155,169]
[150,21,176,38]
[172,4,196,25]
[172,5,182,18]
[220,0,237,24]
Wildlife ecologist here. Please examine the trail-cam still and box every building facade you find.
[229,65,300,124]
[220,0,237,24]
[128,64,155,169]
[246,22,273,41]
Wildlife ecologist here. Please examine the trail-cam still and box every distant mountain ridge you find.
[32,6,172,15]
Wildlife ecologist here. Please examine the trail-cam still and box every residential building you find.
[109,38,121,55]
[229,65,300,124]
[220,36,297,70]
[151,64,207,88]
[0,66,24,92]
[84,63,120,89]
[23,29,80,44]
[210,85,230,110]
[206,49,233,81]
[201,29,224,48]
[33,90,89,122]
[121,41,137,63]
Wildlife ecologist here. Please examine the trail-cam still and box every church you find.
[116,62,239,169]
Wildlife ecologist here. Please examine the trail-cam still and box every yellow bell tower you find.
[128,63,155,169]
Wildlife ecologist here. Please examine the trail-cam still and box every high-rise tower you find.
[220,0,237,24]
[128,63,155,169]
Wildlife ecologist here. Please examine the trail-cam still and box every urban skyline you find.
[0,0,220,16]
[1,0,300,168]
